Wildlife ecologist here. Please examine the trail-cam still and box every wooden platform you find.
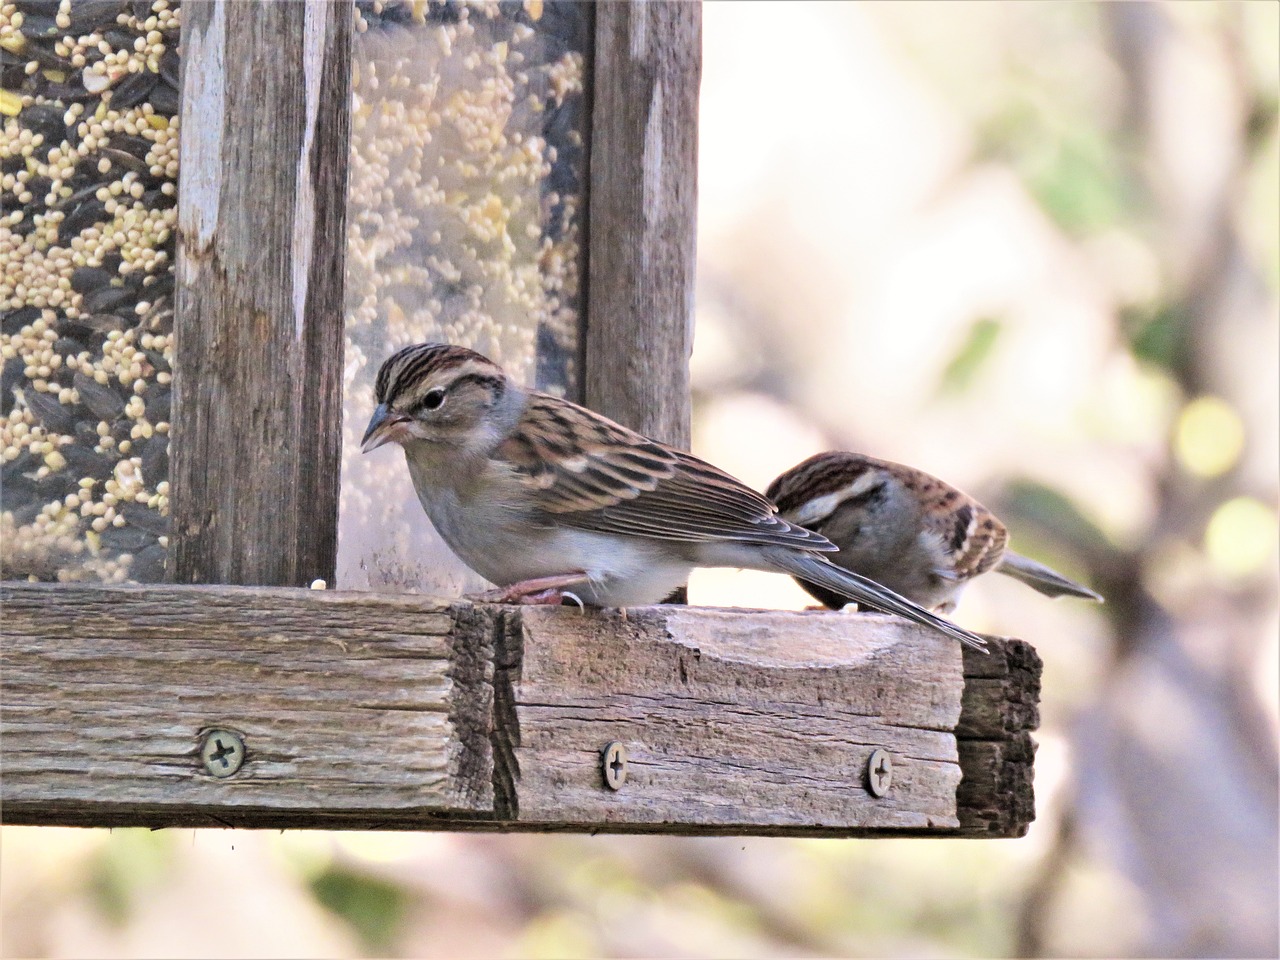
[1,583,1039,837]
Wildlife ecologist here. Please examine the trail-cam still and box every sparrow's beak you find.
[361,403,410,453]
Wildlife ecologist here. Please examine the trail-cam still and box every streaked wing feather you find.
[498,393,831,549]
[907,471,1008,580]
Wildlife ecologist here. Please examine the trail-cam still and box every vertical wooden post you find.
[584,1,701,450]
[172,1,353,586]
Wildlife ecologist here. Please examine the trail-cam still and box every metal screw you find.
[200,729,245,778]
[867,748,893,797]
[602,741,628,790]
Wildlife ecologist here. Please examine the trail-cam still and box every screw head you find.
[867,748,893,797]
[200,729,245,778]
[602,741,628,790]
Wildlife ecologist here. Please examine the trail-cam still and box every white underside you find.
[403,447,806,607]
[405,460,697,605]
[460,524,696,606]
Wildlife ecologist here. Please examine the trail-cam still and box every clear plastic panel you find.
[337,1,590,593]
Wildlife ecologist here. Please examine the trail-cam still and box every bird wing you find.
[903,469,1008,581]
[497,392,833,550]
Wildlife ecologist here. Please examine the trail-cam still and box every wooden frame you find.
[584,2,700,449]
[2,583,1039,837]
[172,0,354,587]
[169,0,701,586]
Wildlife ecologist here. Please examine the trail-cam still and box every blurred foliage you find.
[84,831,175,928]
[997,115,1135,237]
[1122,302,1190,371]
[1000,478,1116,557]
[936,316,1004,396]
[306,865,408,954]
[1174,395,1245,479]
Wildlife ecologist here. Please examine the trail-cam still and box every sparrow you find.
[360,343,990,651]
[766,451,1103,615]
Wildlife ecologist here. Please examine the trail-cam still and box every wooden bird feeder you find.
[0,0,1040,838]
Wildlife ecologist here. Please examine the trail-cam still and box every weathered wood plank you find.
[172,1,354,586]
[0,583,1038,835]
[584,1,700,449]
[502,607,963,831]
[957,640,1042,837]
[1,584,492,828]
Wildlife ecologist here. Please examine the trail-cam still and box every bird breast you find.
[402,444,692,605]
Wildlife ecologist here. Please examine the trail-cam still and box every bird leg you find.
[469,572,588,606]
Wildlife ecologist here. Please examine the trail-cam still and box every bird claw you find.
[515,587,582,607]
[468,573,589,608]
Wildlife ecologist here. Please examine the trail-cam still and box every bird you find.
[360,342,990,651]
[765,450,1103,615]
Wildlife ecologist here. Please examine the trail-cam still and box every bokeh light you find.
[1175,395,1246,478]
[1205,495,1280,579]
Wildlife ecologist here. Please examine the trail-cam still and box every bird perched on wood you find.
[766,451,1103,614]
[361,343,990,651]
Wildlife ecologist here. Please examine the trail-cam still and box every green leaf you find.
[937,317,1004,395]
[308,866,408,953]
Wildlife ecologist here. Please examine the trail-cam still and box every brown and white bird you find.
[766,451,1103,614]
[361,343,990,650]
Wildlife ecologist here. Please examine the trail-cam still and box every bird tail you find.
[997,550,1103,602]
[765,549,989,652]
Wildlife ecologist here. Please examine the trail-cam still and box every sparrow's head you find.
[765,451,887,528]
[361,343,518,454]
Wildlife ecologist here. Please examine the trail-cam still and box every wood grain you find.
[172,1,353,587]
[1,584,491,828]
[584,1,700,449]
[0,583,1038,835]
[957,639,1042,837]
[503,607,965,831]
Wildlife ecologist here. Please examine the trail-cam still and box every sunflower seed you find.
[159,47,179,88]
[148,81,178,115]
[74,312,131,335]
[1,357,23,415]
[59,199,108,242]
[102,525,157,552]
[140,435,168,483]
[121,502,170,536]
[71,266,115,295]
[62,443,117,481]
[74,371,125,420]
[109,70,157,109]
[18,13,61,40]
[69,0,129,35]
[2,306,41,335]
[82,283,133,314]
[23,388,77,434]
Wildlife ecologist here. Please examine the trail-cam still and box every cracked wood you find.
[172,0,353,587]
[585,1,700,449]
[1,583,1038,835]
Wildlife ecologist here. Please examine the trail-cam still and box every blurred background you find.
[3,1,1277,956]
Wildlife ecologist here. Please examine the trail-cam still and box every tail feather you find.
[768,549,989,653]
[998,550,1103,602]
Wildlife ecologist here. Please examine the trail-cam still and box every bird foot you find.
[469,573,588,607]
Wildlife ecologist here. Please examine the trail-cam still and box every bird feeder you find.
[1,0,1039,837]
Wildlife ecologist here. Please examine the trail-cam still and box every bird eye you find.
[421,388,446,411]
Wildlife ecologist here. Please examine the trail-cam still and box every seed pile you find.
[1,0,180,583]
[338,0,590,591]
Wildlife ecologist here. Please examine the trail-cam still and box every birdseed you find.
[1,0,178,584]
[337,0,590,592]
